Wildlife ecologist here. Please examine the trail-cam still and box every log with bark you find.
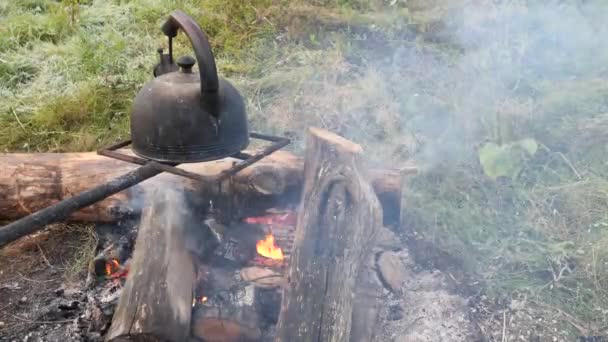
[275,128,383,342]
[104,188,203,342]
[0,149,414,225]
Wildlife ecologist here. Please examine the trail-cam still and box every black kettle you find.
[130,10,249,163]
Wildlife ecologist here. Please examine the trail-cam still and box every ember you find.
[193,296,209,307]
[105,258,129,279]
[256,234,284,260]
[105,259,120,276]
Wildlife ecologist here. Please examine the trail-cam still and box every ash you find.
[0,221,138,342]
[373,248,476,342]
[1,213,482,341]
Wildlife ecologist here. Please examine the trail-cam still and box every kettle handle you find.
[161,10,219,94]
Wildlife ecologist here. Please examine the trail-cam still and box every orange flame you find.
[105,259,120,276]
[256,234,284,260]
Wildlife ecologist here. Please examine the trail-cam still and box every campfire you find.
[0,125,421,341]
[0,10,413,339]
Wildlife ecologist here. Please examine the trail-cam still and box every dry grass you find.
[0,223,98,282]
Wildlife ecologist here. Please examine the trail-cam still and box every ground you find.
[1,0,608,340]
[0,224,96,340]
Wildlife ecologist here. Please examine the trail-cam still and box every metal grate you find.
[97,132,290,184]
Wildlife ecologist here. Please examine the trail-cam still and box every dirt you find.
[2,219,583,342]
[0,222,481,342]
[0,225,84,341]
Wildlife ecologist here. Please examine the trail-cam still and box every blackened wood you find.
[105,188,198,342]
[275,128,383,342]
[191,297,262,342]
[0,150,413,225]
[350,252,383,342]
[191,266,261,342]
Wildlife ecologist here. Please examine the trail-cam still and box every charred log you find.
[275,128,383,342]
[104,188,203,342]
[192,265,263,342]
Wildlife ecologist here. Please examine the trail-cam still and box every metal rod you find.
[102,139,133,151]
[249,132,288,142]
[98,148,152,166]
[218,136,290,181]
[168,37,173,63]
[99,149,217,183]
[147,161,216,183]
[0,163,164,249]
[232,152,253,160]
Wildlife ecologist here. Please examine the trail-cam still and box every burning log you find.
[191,266,263,342]
[0,150,414,226]
[104,188,203,342]
[275,128,383,341]
[191,254,286,342]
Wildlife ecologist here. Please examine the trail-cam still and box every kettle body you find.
[130,10,249,163]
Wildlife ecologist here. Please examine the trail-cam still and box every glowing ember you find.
[105,259,120,276]
[256,234,284,260]
[192,296,209,307]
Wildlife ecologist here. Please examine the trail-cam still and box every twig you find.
[556,152,582,180]
[31,130,67,136]
[36,244,53,268]
[531,301,592,336]
[8,313,72,325]
[501,310,507,342]
[11,109,26,132]
[554,263,570,282]
[17,272,57,283]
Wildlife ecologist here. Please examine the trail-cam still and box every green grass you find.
[1,0,608,338]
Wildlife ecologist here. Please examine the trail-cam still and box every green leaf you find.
[478,138,538,180]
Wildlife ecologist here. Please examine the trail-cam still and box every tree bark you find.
[274,128,383,342]
[105,188,200,342]
[0,150,301,223]
[0,150,413,224]
[350,251,383,342]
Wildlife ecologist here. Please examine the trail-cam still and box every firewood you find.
[192,305,261,342]
[240,266,283,289]
[0,149,414,225]
[275,128,383,342]
[351,252,384,342]
[104,188,203,342]
[192,266,262,342]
